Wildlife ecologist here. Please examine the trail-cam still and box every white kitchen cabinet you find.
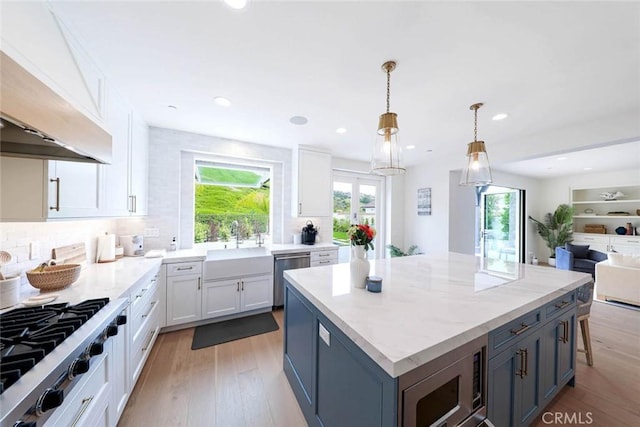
[101,89,148,217]
[292,146,332,217]
[166,262,203,326]
[310,248,339,267]
[202,274,273,320]
[0,156,100,221]
[572,233,640,255]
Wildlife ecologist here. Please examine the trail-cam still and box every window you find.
[194,160,270,246]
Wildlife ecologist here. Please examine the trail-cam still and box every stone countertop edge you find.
[283,252,592,378]
[16,257,163,307]
[160,243,339,262]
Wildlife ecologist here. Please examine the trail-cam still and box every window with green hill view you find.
[194,161,270,243]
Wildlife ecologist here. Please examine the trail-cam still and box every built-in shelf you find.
[571,184,640,236]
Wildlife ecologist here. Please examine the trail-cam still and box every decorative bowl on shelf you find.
[26,264,81,292]
[615,226,627,235]
[599,191,625,201]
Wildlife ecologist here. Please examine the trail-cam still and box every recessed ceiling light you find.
[406,145,416,150]
[492,113,509,121]
[168,105,178,109]
[336,128,347,134]
[214,97,231,107]
[289,116,308,125]
[223,0,247,10]
[557,156,567,161]
[583,167,593,171]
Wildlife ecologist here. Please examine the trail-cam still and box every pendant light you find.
[371,61,405,176]
[460,103,492,186]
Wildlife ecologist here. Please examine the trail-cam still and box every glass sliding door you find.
[478,186,523,264]
[333,172,384,262]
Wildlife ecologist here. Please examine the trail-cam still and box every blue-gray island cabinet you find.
[282,252,591,427]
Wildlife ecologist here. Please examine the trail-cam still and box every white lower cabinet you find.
[573,233,640,255]
[310,248,339,267]
[166,261,203,326]
[202,274,273,320]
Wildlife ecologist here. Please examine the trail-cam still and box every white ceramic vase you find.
[350,245,370,289]
[548,257,556,267]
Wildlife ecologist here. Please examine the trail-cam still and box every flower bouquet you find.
[347,224,376,251]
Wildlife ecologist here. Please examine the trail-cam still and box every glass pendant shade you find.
[460,140,492,186]
[371,115,404,176]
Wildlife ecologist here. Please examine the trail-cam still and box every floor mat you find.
[191,312,279,350]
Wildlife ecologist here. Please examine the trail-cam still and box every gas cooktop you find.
[0,298,110,394]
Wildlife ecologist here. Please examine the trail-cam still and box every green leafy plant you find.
[528,204,574,257]
[386,244,422,257]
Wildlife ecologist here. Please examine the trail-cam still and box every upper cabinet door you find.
[47,160,101,218]
[129,111,149,216]
[294,148,332,217]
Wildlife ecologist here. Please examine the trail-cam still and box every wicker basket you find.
[26,264,81,292]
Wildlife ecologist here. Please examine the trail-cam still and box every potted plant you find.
[528,204,574,266]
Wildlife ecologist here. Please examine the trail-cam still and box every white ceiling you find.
[51,1,640,175]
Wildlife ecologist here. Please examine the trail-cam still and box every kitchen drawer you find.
[544,290,576,320]
[166,261,202,277]
[610,236,640,247]
[130,275,158,320]
[573,234,609,245]
[131,296,161,383]
[311,249,338,263]
[131,281,160,342]
[488,308,542,355]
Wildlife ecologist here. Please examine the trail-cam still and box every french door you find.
[478,186,524,264]
[333,172,384,261]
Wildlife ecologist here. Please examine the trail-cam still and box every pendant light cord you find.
[386,69,391,114]
[474,107,478,142]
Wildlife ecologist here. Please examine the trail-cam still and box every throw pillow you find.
[565,242,589,259]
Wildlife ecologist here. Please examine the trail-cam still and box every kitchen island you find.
[283,252,592,427]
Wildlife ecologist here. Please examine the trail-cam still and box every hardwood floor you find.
[119,302,640,427]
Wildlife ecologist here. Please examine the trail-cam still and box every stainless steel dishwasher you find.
[274,252,310,307]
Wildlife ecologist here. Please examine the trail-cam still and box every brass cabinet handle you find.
[511,323,530,336]
[523,348,528,376]
[49,178,60,211]
[515,349,525,378]
[559,320,569,343]
[555,300,570,309]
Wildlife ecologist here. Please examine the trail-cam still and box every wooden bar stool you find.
[577,281,595,366]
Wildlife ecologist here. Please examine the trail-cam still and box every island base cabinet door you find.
[316,322,384,427]
[283,287,315,408]
[166,274,202,326]
[541,311,576,404]
[488,334,541,427]
[557,312,576,384]
[202,278,241,319]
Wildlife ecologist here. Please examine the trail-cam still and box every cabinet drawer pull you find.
[142,329,156,352]
[197,277,201,290]
[237,281,240,292]
[49,178,60,211]
[319,260,332,264]
[176,266,193,271]
[298,203,302,215]
[71,396,94,427]
[510,323,530,336]
[318,253,331,257]
[554,301,570,309]
[241,280,244,291]
[142,301,157,319]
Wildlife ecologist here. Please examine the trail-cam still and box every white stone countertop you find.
[16,257,163,306]
[155,242,339,262]
[284,251,592,378]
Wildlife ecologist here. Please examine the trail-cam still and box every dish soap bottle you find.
[169,237,177,252]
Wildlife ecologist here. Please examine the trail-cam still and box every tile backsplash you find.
[0,219,118,284]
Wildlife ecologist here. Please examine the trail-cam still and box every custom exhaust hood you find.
[0,51,112,164]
